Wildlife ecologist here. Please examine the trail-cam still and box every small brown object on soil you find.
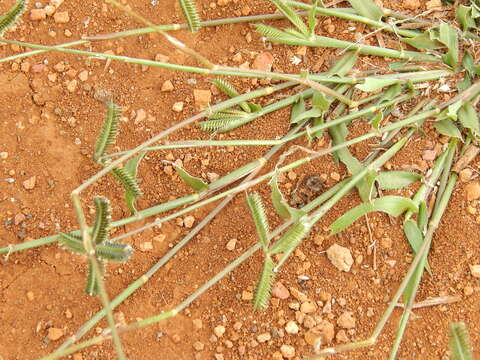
[337,311,356,329]
[453,145,479,173]
[459,168,473,182]
[214,325,225,338]
[426,0,442,9]
[272,282,290,300]
[226,238,237,251]
[257,332,271,343]
[194,89,212,108]
[465,182,480,201]
[300,301,317,314]
[404,0,420,10]
[326,244,353,272]
[30,9,47,20]
[161,80,174,92]
[47,327,64,341]
[336,329,349,343]
[304,320,334,345]
[252,52,274,71]
[23,176,37,190]
[54,11,70,23]
[280,344,295,359]
[470,265,480,278]
[290,174,324,208]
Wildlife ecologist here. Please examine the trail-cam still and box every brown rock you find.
[161,80,174,92]
[30,9,46,20]
[241,291,253,301]
[465,182,480,200]
[226,238,237,251]
[54,11,70,23]
[422,149,437,161]
[290,287,308,302]
[470,265,480,278]
[300,301,317,314]
[252,52,274,71]
[193,89,212,108]
[326,243,353,272]
[280,344,295,359]
[336,329,349,343]
[47,327,64,341]
[459,168,473,182]
[23,176,36,190]
[304,320,334,346]
[272,282,290,300]
[404,0,420,10]
[337,311,356,329]
[257,332,271,343]
[426,0,442,9]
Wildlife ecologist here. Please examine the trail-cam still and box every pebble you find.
[193,89,212,108]
[330,172,341,181]
[257,332,271,343]
[326,243,353,272]
[464,285,474,296]
[73,354,83,360]
[135,109,147,123]
[336,329,349,343]
[54,11,70,23]
[337,311,356,329]
[44,5,55,16]
[280,344,295,359]
[214,325,225,338]
[139,242,153,252]
[161,80,174,92]
[0,152,8,159]
[300,301,317,314]
[404,0,420,10]
[226,238,237,251]
[30,9,46,20]
[26,291,35,301]
[172,101,184,112]
[66,80,77,93]
[193,341,204,351]
[207,172,220,182]
[21,61,31,72]
[183,215,195,228]
[272,282,290,300]
[470,265,480,278]
[459,168,473,182]
[47,327,64,341]
[272,352,283,360]
[422,149,437,161]
[242,291,253,301]
[465,182,480,200]
[304,320,334,345]
[290,287,308,302]
[285,321,299,335]
[23,176,37,190]
[93,89,113,103]
[252,52,274,71]
[241,5,251,16]
[78,70,88,81]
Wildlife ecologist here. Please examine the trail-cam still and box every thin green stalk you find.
[70,193,126,360]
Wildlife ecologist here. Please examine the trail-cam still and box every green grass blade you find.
[95,242,133,262]
[269,0,309,37]
[59,232,86,255]
[347,0,383,21]
[93,102,121,163]
[329,196,418,235]
[124,152,146,214]
[449,322,473,360]
[269,219,311,255]
[171,163,208,191]
[111,166,143,198]
[211,79,251,113]
[253,256,276,310]
[91,197,112,245]
[246,193,270,250]
[178,0,201,32]
[0,0,27,37]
